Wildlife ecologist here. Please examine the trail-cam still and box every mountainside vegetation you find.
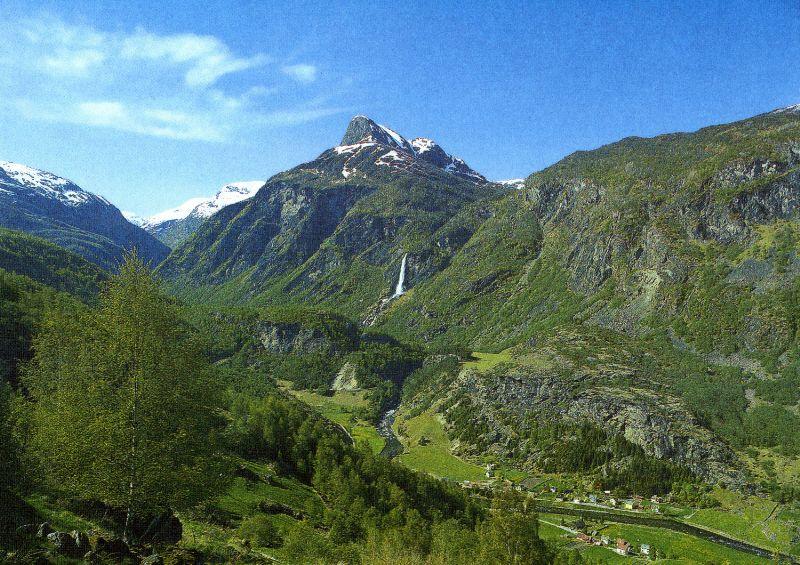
[156,109,800,507]
[0,229,107,300]
[0,259,566,563]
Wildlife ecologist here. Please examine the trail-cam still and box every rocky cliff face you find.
[257,321,345,356]
[441,364,743,485]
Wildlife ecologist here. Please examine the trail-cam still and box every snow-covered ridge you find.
[139,181,265,229]
[772,103,800,115]
[497,178,526,189]
[0,160,108,207]
[146,197,210,226]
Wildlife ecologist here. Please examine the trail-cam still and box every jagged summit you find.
[340,116,417,153]
[334,116,487,183]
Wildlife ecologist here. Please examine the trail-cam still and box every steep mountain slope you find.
[159,116,503,313]
[162,108,800,487]
[0,161,168,269]
[375,105,800,487]
[131,181,265,247]
[380,105,800,353]
[0,228,107,300]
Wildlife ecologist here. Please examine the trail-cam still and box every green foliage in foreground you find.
[0,383,22,493]
[23,256,231,525]
[222,388,561,563]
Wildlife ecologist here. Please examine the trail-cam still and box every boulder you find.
[46,531,80,556]
[95,536,132,558]
[71,530,90,553]
[140,511,183,545]
[258,500,304,520]
[36,522,53,538]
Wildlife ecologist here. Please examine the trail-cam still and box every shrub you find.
[237,515,282,548]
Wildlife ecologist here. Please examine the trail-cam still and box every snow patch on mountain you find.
[194,181,264,217]
[334,142,376,155]
[141,181,264,229]
[773,103,800,115]
[410,138,436,155]
[497,178,526,189]
[0,160,108,207]
[122,211,147,226]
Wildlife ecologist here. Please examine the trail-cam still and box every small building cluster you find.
[546,486,663,514]
[571,518,657,559]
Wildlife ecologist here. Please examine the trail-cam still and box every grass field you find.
[462,350,514,372]
[683,488,797,555]
[538,512,773,564]
[182,460,320,561]
[279,381,385,454]
[393,408,487,482]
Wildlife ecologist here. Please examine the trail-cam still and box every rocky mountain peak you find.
[340,116,416,153]
[336,117,487,184]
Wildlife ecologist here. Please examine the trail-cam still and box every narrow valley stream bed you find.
[377,405,403,459]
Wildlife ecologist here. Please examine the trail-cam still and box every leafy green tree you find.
[429,518,479,564]
[478,491,551,565]
[24,255,229,537]
[0,382,21,493]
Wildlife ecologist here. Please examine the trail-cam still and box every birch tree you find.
[24,255,228,538]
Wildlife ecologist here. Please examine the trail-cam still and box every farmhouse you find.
[615,538,631,555]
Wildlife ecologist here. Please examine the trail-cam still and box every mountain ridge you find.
[0,160,168,269]
[129,181,265,247]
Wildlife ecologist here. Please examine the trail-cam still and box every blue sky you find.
[0,1,798,216]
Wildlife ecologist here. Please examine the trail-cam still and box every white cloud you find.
[121,31,270,87]
[282,64,318,84]
[74,100,226,141]
[41,48,107,76]
[0,16,339,142]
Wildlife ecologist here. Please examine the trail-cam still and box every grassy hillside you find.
[0,228,107,300]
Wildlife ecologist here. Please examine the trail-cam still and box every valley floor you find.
[282,353,800,564]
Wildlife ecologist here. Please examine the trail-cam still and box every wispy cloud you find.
[263,106,345,126]
[120,30,270,87]
[41,48,107,76]
[0,16,342,142]
[76,101,226,141]
[282,64,318,84]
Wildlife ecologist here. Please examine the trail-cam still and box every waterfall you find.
[393,253,407,297]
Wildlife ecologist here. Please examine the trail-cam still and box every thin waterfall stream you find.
[392,253,407,297]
